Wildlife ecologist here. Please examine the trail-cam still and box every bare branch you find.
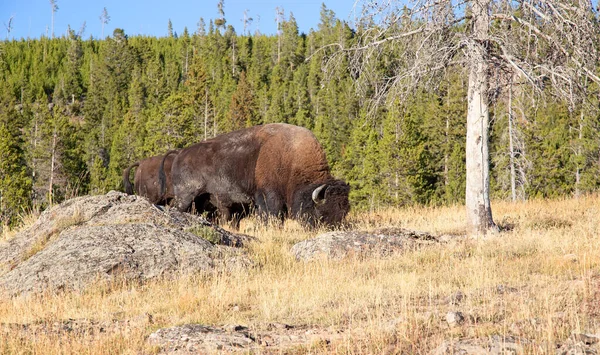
[492,12,600,84]
[354,26,428,52]
[4,15,14,39]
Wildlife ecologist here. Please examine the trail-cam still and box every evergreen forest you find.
[1,4,599,228]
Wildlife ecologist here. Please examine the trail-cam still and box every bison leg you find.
[174,190,199,213]
[192,194,217,220]
[255,190,285,227]
[219,206,245,231]
[208,195,241,230]
[217,205,231,225]
[227,203,248,231]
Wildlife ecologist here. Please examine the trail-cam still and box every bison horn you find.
[312,184,327,205]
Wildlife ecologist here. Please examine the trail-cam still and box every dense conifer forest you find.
[1,4,599,227]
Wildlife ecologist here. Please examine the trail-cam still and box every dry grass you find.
[1,194,599,353]
[1,206,42,243]
[19,207,86,264]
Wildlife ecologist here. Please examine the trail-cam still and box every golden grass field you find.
[1,194,599,354]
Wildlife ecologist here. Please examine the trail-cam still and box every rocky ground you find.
[1,192,599,354]
[3,311,597,354]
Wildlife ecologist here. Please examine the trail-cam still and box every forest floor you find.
[1,194,599,354]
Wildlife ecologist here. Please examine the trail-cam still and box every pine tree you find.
[104,28,135,96]
[290,63,312,129]
[197,17,206,36]
[27,99,86,205]
[379,103,403,205]
[0,91,32,227]
[525,99,573,198]
[569,85,600,196]
[144,93,195,155]
[144,54,169,106]
[168,19,174,37]
[26,97,52,204]
[229,71,257,129]
[438,74,467,204]
[59,28,83,105]
[265,64,286,123]
[343,111,381,209]
[280,13,300,71]
[107,113,137,190]
[127,65,148,157]
[380,94,440,206]
[89,154,109,194]
[184,51,213,140]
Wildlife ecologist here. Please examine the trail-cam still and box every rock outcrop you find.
[0,191,251,296]
[291,227,457,261]
[147,322,344,354]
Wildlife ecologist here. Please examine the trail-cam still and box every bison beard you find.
[160,123,350,228]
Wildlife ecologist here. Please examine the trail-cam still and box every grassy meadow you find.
[1,194,599,354]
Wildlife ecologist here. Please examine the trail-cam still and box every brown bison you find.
[123,154,175,205]
[123,153,221,219]
[160,123,350,228]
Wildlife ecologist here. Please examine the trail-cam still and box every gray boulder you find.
[0,191,251,296]
[291,227,453,261]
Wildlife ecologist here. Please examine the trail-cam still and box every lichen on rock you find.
[0,191,251,297]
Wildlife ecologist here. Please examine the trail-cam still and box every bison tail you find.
[122,162,140,195]
[159,150,179,201]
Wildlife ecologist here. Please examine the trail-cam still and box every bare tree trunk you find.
[101,116,105,145]
[517,81,529,200]
[465,0,497,235]
[394,172,399,201]
[395,119,400,201]
[444,90,450,190]
[49,128,57,205]
[276,7,283,64]
[32,116,39,182]
[231,40,236,75]
[204,88,209,140]
[213,107,217,137]
[185,47,189,78]
[508,78,516,202]
[575,109,583,198]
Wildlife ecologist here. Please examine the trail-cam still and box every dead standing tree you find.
[344,0,600,235]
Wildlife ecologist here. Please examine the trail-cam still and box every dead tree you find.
[4,15,14,40]
[49,0,58,39]
[99,7,110,38]
[344,0,600,235]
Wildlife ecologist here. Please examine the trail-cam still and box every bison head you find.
[291,180,350,228]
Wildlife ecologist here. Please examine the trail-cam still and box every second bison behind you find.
[160,123,350,228]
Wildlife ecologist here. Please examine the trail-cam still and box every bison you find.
[122,154,176,205]
[160,123,350,228]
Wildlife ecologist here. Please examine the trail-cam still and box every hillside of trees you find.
[1,4,599,227]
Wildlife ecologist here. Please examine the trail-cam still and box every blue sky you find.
[1,0,359,40]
